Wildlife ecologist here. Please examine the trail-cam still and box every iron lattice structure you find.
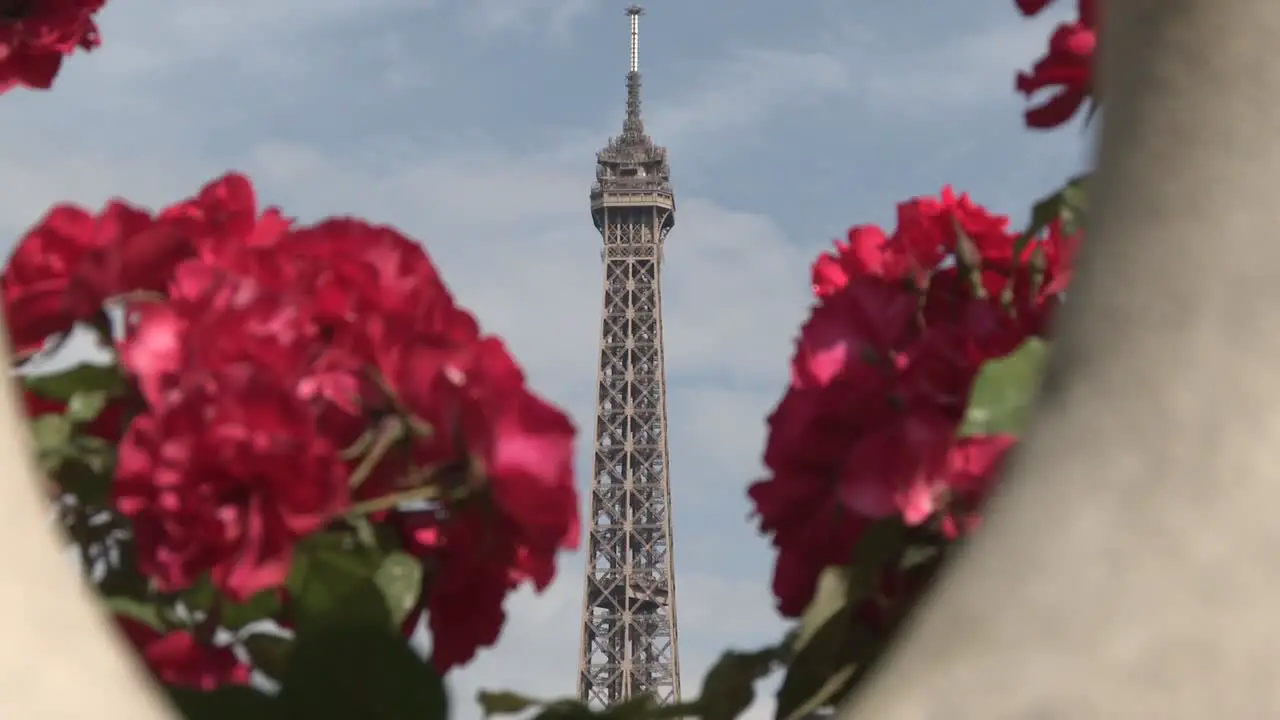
[577,5,681,709]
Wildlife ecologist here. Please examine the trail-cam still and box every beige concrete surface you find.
[0,352,173,714]
[838,1,1280,716]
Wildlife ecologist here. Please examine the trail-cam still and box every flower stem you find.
[347,416,406,489]
[346,484,442,517]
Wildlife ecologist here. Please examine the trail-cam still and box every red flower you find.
[278,218,475,382]
[68,201,196,318]
[118,261,335,408]
[277,218,449,318]
[0,0,106,93]
[1015,0,1094,18]
[1017,0,1098,129]
[921,269,1025,359]
[458,346,579,557]
[113,260,357,602]
[1014,0,1055,15]
[793,276,917,391]
[811,187,1014,296]
[162,172,283,247]
[6,169,580,661]
[749,473,869,616]
[113,368,349,601]
[997,218,1080,337]
[399,509,524,671]
[79,173,286,316]
[115,618,251,691]
[2,174,266,359]
[392,339,578,670]
[2,205,99,354]
[896,187,1014,271]
[838,409,956,524]
[752,306,951,616]
[811,226,906,294]
[1038,217,1081,298]
[753,189,1037,615]
[936,434,1016,539]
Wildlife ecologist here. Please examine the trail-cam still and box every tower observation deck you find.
[576,4,681,709]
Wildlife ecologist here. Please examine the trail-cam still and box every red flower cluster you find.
[115,618,251,691]
[388,334,579,669]
[749,188,1078,616]
[6,173,578,669]
[1016,0,1098,129]
[0,0,105,93]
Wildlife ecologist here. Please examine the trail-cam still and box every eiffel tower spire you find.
[622,5,645,140]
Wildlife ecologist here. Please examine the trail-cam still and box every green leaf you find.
[533,701,599,720]
[1012,174,1088,259]
[374,551,424,625]
[182,575,218,614]
[846,520,907,601]
[167,685,274,719]
[66,389,109,424]
[96,531,150,598]
[775,568,851,720]
[1058,174,1088,235]
[104,595,167,631]
[52,433,115,506]
[222,589,283,630]
[55,456,113,507]
[602,695,661,719]
[477,692,683,720]
[699,648,777,720]
[286,531,391,633]
[651,701,710,719]
[777,659,859,720]
[24,363,126,401]
[962,337,1049,435]
[773,524,905,720]
[791,568,849,655]
[242,632,293,679]
[278,625,448,720]
[346,515,380,548]
[66,433,114,473]
[899,544,941,571]
[477,690,543,717]
[30,413,73,461]
[775,615,877,720]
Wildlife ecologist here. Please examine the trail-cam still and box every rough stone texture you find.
[838,1,1280,717]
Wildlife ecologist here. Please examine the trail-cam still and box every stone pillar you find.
[838,1,1280,716]
[0,347,173,716]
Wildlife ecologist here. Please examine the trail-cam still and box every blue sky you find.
[0,0,1090,717]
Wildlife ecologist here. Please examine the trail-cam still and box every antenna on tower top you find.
[626,5,643,73]
[620,5,647,138]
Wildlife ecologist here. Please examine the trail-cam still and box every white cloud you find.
[647,50,849,154]
[849,5,1078,114]
[80,0,439,79]
[465,0,595,36]
[662,200,811,384]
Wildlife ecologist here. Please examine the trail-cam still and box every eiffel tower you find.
[576,4,681,708]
